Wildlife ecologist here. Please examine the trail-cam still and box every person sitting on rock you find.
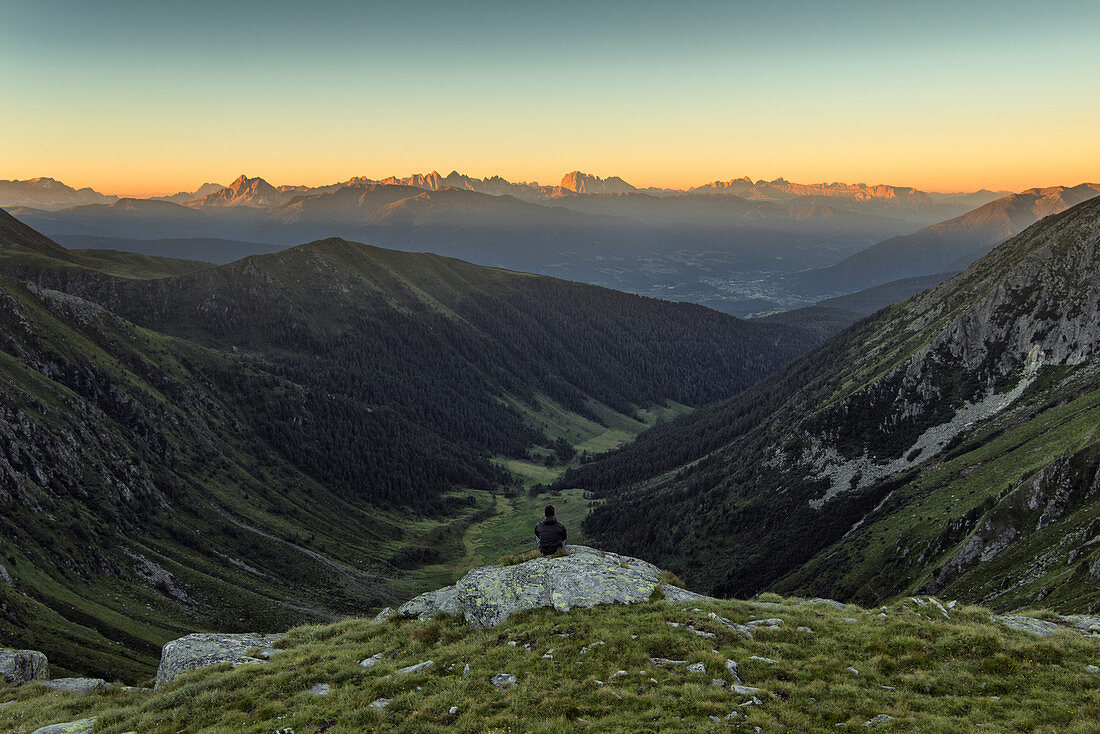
[535,505,567,555]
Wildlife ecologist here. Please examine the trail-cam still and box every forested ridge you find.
[57,237,817,510]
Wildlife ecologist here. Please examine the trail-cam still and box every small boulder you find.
[1085,665,1099,674]
[749,656,777,665]
[31,719,96,734]
[731,684,765,696]
[491,673,517,688]
[40,678,108,694]
[359,653,384,668]
[449,706,459,715]
[0,648,48,684]
[309,683,331,696]
[370,697,392,710]
[724,659,742,683]
[707,613,754,639]
[396,660,434,675]
[649,657,688,667]
[864,714,893,726]
[686,662,707,673]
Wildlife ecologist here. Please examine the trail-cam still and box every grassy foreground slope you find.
[3,595,1099,733]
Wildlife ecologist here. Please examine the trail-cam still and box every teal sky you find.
[2,0,1098,195]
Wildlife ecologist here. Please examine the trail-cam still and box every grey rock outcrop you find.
[155,632,284,689]
[397,586,461,620]
[30,719,96,734]
[0,648,48,684]
[40,678,108,693]
[491,673,517,688]
[996,615,1062,637]
[395,546,714,628]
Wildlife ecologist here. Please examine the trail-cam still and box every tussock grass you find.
[2,596,1098,733]
[498,548,568,567]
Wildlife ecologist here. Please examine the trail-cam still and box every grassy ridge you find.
[2,595,1098,733]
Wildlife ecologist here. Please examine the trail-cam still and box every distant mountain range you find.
[0,170,1006,218]
[0,177,117,209]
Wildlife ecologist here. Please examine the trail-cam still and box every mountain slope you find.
[561,196,1100,612]
[0,211,815,680]
[794,184,1100,296]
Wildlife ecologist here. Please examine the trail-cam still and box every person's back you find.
[535,504,567,555]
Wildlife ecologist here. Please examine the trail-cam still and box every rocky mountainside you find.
[3,548,1098,732]
[562,195,1100,613]
[0,179,116,211]
[794,183,1100,296]
[0,211,814,681]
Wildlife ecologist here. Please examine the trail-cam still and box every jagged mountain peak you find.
[185,174,287,208]
[559,171,637,195]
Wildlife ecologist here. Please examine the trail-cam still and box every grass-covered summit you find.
[2,587,1098,733]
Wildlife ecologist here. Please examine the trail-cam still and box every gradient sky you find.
[2,0,1098,196]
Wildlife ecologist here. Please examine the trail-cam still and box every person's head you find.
[544,505,555,518]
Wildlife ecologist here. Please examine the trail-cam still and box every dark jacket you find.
[535,516,567,554]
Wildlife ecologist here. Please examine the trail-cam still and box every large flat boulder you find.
[0,648,48,684]
[154,632,283,690]
[397,546,714,628]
